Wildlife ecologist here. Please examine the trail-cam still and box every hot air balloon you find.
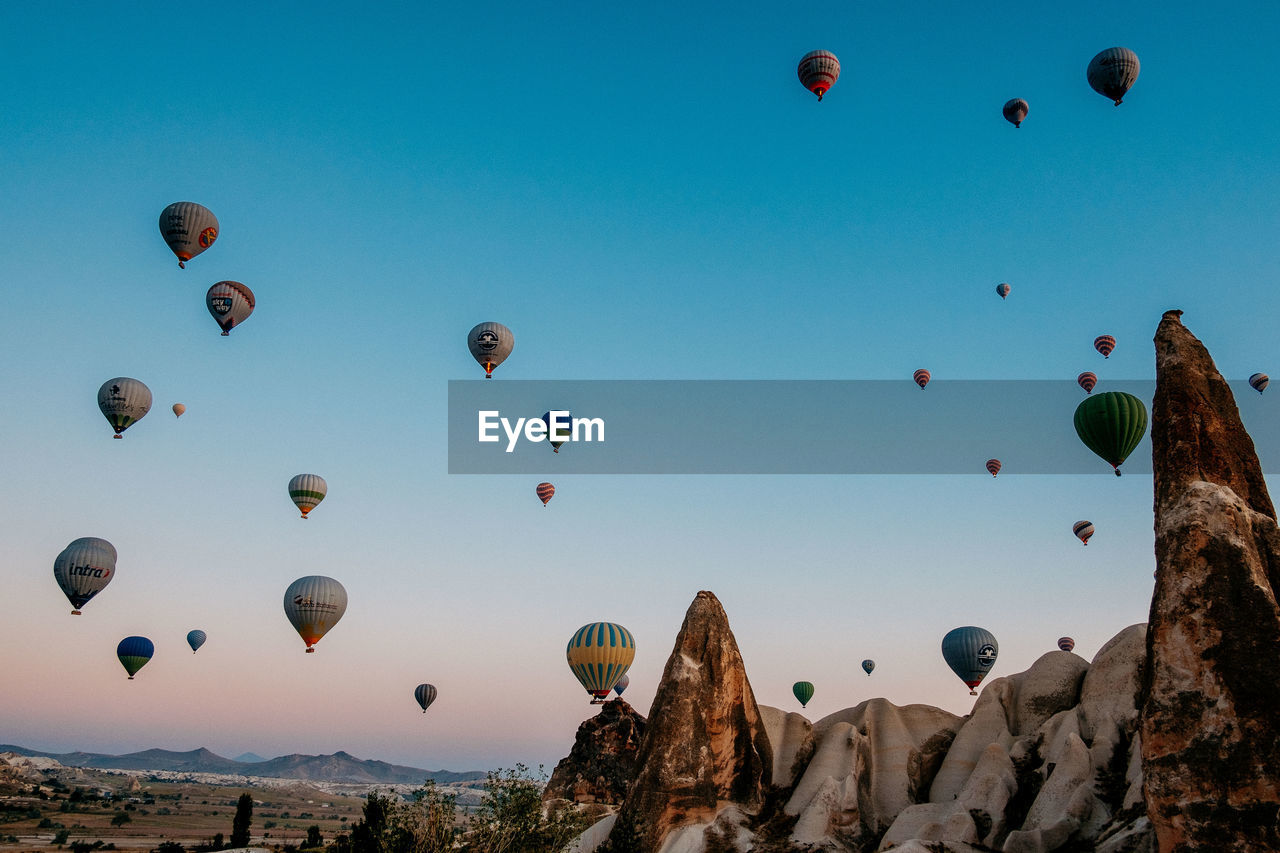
[1002,98,1029,128]
[536,482,555,506]
[613,673,630,697]
[415,683,438,713]
[117,636,154,679]
[1074,391,1148,476]
[206,281,255,336]
[283,576,347,653]
[467,322,514,378]
[567,622,636,704]
[1058,637,1076,652]
[98,378,152,438]
[797,50,839,101]
[159,202,218,268]
[1073,520,1095,545]
[1077,372,1097,394]
[792,681,814,708]
[172,403,186,417]
[996,283,1011,300]
[861,659,875,676]
[942,626,998,695]
[1094,336,1116,358]
[186,630,207,653]
[53,537,116,614]
[1249,373,1269,394]
[1087,48,1140,106]
[541,410,572,452]
[288,474,327,519]
[913,369,931,390]
[986,459,1002,477]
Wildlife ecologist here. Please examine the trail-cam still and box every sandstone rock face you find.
[545,699,647,805]
[602,591,773,853]
[1144,310,1280,851]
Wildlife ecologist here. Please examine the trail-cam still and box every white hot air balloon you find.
[98,378,152,438]
[1087,48,1140,106]
[206,281,255,336]
[283,575,348,652]
[467,322,514,378]
[159,202,219,268]
[53,537,117,614]
[288,474,328,519]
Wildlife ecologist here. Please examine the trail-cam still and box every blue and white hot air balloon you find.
[942,626,998,695]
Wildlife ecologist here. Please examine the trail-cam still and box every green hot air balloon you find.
[792,681,814,708]
[1073,391,1148,476]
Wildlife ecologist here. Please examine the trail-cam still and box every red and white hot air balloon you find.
[797,50,840,101]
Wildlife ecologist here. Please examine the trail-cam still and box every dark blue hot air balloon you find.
[186,630,207,653]
[861,659,875,676]
[942,626,998,695]
[117,636,154,680]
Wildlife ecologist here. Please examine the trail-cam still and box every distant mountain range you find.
[0,745,484,784]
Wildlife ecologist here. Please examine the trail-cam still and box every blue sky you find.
[1,2,1277,771]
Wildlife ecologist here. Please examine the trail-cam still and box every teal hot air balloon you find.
[793,681,814,708]
[117,636,154,679]
[942,626,998,695]
[186,630,207,653]
[414,683,438,713]
[1074,391,1148,476]
[861,659,875,676]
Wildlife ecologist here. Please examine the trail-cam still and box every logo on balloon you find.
[212,297,232,315]
[198,227,218,248]
[474,330,500,352]
[977,644,997,667]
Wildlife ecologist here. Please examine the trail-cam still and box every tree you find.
[462,764,589,853]
[53,829,70,845]
[229,794,253,847]
[305,826,323,848]
[111,812,132,827]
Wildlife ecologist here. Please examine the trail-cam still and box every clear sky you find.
[1,2,1277,773]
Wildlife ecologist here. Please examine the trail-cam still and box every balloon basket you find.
[113,434,122,439]
[306,648,315,653]
[71,610,81,616]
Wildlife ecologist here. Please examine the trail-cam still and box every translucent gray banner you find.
[447,381,1278,474]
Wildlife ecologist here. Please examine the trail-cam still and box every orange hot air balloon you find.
[1094,336,1116,358]
[986,459,1002,477]
[536,482,555,506]
[913,369,931,389]
[1077,372,1097,394]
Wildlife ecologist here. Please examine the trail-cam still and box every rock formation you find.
[601,590,773,852]
[545,699,647,805]
[1143,310,1280,851]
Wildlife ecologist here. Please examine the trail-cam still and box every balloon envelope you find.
[1077,373,1097,394]
[996,283,1010,299]
[567,622,636,703]
[159,202,218,268]
[1249,373,1269,393]
[1073,392,1148,475]
[613,673,630,696]
[467,322,514,378]
[913,369,931,390]
[283,576,348,652]
[986,459,1001,477]
[861,659,875,675]
[1094,336,1116,358]
[797,50,840,101]
[98,378,152,438]
[542,411,571,451]
[186,630,207,653]
[206,281,255,336]
[1058,637,1076,652]
[415,683,438,713]
[1002,98,1029,127]
[1087,47,1140,105]
[172,403,186,417]
[792,681,814,707]
[117,636,154,679]
[53,537,116,614]
[288,474,327,518]
[1073,520,1095,545]
[942,626,999,695]
[536,482,555,506]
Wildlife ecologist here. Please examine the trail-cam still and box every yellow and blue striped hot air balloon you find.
[566,622,636,704]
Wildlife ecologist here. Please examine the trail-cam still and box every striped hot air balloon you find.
[942,626,998,695]
[792,681,814,708]
[283,576,347,653]
[986,459,1002,477]
[1094,335,1116,358]
[415,683,438,713]
[1077,372,1097,394]
[913,369,931,389]
[117,636,154,679]
[996,283,1011,299]
[288,474,327,519]
[467,322,514,378]
[536,482,555,506]
[98,378,152,438]
[1002,98,1029,128]
[797,50,839,101]
[159,202,218,268]
[1249,373,1269,394]
[1058,637,1076,652]
[1073,520,1095,545]
[206,281,255,336]
[1087,47,1140,106]
[53,537,116,615]
[567,622,636,704]
[187,630,207,653]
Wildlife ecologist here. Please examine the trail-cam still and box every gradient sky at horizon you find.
[2,2,1277,773]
